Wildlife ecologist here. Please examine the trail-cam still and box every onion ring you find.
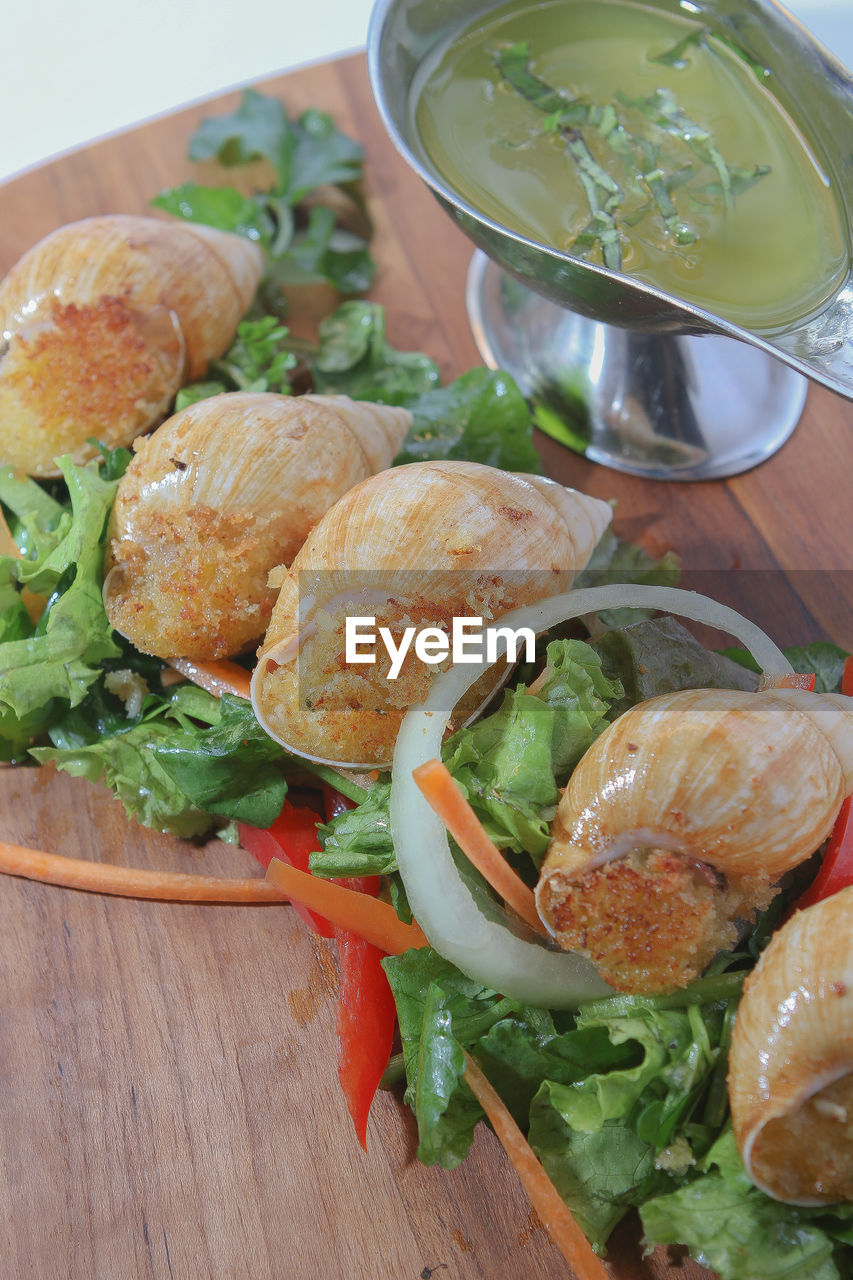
[390,585,792,1008]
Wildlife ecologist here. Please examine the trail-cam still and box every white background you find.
[0,0,851,184]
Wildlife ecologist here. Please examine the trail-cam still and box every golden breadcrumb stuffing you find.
[256,595,510,765]
[105,505,296,660]
[539,848,773,994]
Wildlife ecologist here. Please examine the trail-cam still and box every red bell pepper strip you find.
[791,796,853,911]
[789,664,853,911]
[321,787,398,1151]
[842,655,853,697]
[244,786,400,1149]
[323,781,356,822]
[238,801,334,937]
[334,921,398,1150]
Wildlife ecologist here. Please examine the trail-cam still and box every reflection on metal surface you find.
[467,252,808,481]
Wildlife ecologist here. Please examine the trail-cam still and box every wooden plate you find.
[1,52,850,1280]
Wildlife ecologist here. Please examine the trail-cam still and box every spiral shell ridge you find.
[729,887,853,1204]
[103,392,411,660]
[536,687,853,992]
[250,460,612,767]
[0,215,263,476]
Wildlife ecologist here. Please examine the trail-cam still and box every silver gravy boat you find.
[368,0,853,479]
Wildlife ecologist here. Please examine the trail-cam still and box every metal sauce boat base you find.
[467,252,809,481]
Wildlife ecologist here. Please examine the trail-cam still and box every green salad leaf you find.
[721,639,851,694]
[396,367,541,472]
[285,107,366,202]
[641,1130,853,1279]
[33,690,288,837]
[414,983,483,1167]
[182,90,364,204]
[312,636,622,878]
[153,89,372,299]
[593,615,759,717]
[0,458,121,751]
[444,638,622,863]
[187,88,292,174]
[174,315,298,410]
[150,182,267,240]
[315,780,395,878]
[384,944,739,1244]
[311,300,441,402]
[272,206,374,295]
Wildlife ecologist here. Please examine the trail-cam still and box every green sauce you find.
[413,0,849,332]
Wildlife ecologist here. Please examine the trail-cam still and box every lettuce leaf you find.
[530,1090,660,1245]
[593,615,759,717]
[187,88,293,175]
[314,779,395,877]
[414,982,483,1167]
[384,949,504,1095]
[0,458,121,739]
[271,206,374,295]
[312,637,622,878]
[444,638,622,863]
[311,300,440,402]
[641,1131,853,1279]
[383,948,517,1167]
[32,689,288,837]
[721,639,850,694]
[384,948,736,1240]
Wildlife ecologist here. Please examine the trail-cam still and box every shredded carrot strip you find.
[0,838,286,902]
[413,758,547,936]
[168,657,252,700]
[266,858,428,955]
[463,1053,611,1280]
[525,664,552,696]
[760,671,816,692]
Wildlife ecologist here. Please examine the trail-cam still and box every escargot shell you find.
[536,687,853,993]
[729,886,853,1204]
[103,392,411,661]
[0,215,263,477]
[250,459,612,768]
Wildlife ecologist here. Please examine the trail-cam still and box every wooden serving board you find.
[0,52,851,1280]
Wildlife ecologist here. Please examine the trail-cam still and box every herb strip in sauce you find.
[413,0,849,333]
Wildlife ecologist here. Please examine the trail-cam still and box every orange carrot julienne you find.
[266,858,428,955]
[760,671,816,692]
[463,1053,611,1280]
[0,838,286,902]
[413,758,547,937]
[168,656,252,700]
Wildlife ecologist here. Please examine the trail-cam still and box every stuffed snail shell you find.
[103,392,411,660]
[0,215,263,477]
[251,459,612,768]
[536,687,853,993]
[729,886,853,1204]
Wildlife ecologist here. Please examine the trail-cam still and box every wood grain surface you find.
[0,52,851,1280]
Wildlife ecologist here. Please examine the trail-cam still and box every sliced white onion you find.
[390,585,792,1008]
